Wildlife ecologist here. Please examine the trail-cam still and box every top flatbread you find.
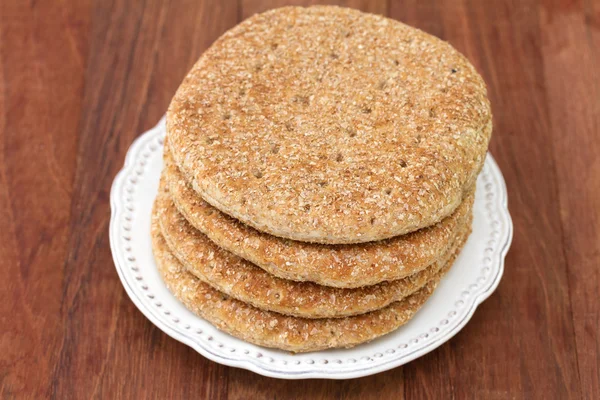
[167,5,491,244]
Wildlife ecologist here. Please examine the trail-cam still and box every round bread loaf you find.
[167,6,491,243]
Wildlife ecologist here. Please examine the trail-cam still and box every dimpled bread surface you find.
[166,5,491,244]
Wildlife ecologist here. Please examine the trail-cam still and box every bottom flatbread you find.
[151,208,465,353]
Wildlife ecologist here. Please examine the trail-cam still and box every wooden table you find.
[1,0,598,398]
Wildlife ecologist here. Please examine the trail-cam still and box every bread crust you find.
[167,5,491,244]
[156,178,472,318]
[163,149,474,288]
[151,208,457,352]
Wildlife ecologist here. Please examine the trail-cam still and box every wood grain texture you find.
[0,0,597,398]
[538,0,599,396]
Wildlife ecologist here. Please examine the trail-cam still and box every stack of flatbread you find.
[152,6,492,353]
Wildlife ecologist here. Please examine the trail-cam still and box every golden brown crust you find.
[163,148,474,287]
[151,208,454,353]
[167,5,491,244]
[156,178,472,318]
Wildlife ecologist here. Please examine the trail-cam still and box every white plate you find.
[110,117,513,380]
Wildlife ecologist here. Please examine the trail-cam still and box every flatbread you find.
[156,178,471,318]
[151,208,451,352]
[166,6,491,244]
[163,148,474,288]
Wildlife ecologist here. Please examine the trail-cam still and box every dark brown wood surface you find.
[1,0,598,398]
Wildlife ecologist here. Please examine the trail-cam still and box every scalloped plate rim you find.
[109,117,513,379]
